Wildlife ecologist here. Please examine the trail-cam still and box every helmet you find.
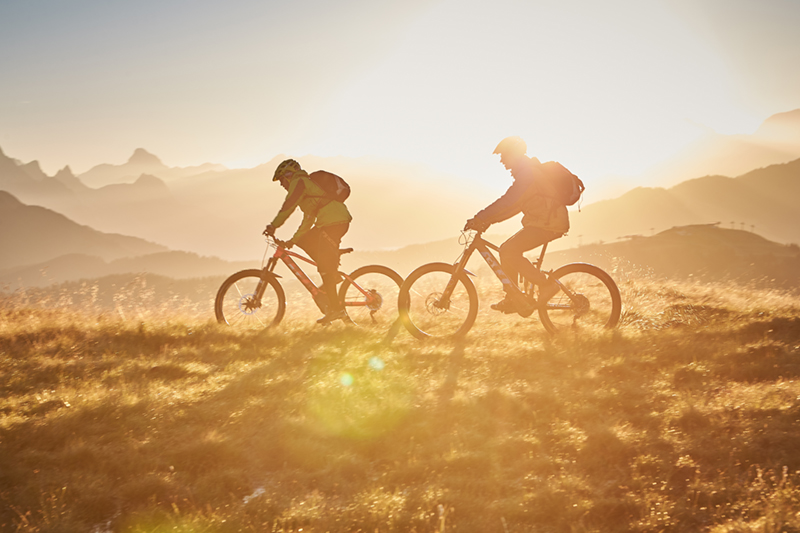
[273,159,302,181]
[493,136,527,157]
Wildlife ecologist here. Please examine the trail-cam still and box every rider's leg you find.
[295,227,323,263]
[496,227,560,310]
[315,223,350,323]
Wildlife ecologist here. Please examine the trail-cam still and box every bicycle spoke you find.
[538,264,621,334]
[340,265,403,329]
[215,270,286,331]
[400,263,478,339]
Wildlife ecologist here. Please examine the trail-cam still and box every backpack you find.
[540,161,585,207]
[308,170,351,203]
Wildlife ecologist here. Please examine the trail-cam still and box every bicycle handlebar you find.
[263,234,289,249]
[463,217,490,233]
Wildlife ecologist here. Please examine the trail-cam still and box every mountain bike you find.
[215,236,403,331]
[398,230,621,339]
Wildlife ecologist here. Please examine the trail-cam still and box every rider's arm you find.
[474,174,535,224]
[270,179,306,229]
[288,210,316,245]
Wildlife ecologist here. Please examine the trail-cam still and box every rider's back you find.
[289,175,352,228]
[477,156,569,235]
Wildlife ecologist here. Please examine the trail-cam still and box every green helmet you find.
[493,136,527,157]
[273,159,301,181]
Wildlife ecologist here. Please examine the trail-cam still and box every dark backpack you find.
[540,161,585,206]
[309,170,351,203]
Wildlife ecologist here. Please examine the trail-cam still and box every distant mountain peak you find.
[755,109,800,140]
[55,165,75,178]
[128,148,164,166]
[21,160,47,181]
[134,173,168,187]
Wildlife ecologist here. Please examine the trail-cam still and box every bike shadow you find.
[436,338,466,407]
[379,319,466,407]
[380,317,405,344]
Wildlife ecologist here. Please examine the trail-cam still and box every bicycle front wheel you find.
[538,263,621,334]
[215,269,286,331]
[339,265,403,329]
[398,262,478,340]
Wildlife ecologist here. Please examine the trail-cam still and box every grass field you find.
[1,274,799,532]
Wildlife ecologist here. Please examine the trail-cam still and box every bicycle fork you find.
[435,244,480,310]
[247,265,275,311]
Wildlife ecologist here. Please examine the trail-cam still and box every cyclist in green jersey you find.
[265,159,353,324]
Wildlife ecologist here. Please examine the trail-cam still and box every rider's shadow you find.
[436,339,466,407]
[380,320,465,407]
[381,317,405,345]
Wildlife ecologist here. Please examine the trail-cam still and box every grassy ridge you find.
[1,278,799,532]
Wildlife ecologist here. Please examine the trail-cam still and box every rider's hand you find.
[283,239,294,250]
[464,217,488,232]
[263,224,276,237]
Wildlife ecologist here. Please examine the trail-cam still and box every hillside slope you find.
[0,191,168,270]
[642,108,800,186]
[563,158,800,250]
[548,224,800,288]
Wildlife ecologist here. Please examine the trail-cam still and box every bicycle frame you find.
[439,231,551,309]
[257,239,375,309]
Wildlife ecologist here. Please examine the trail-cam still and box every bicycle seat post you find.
[537,242,548,268]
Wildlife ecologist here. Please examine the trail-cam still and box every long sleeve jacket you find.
[270,173,352,243]
[474,156,569,235]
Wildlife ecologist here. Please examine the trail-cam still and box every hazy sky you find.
[2,0,799,189]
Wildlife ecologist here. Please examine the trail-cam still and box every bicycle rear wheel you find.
[339,265,403,329]
[398,262,478,340]
[215,269,286,330]
[538,263,621,334]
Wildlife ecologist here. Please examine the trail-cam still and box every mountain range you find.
[78,148,227,188]
[4,189,797,294]
[549,223,800,289]
[0,145,486,258]
[2,109,799,260]
[561,157,800,251]
[0,190,166,271]
[0,191,254,288]
[637,108,800,189]
[1,108,800,289]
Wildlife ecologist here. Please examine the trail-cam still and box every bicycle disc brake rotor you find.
[424,292,448,315]
[238,293,260,315]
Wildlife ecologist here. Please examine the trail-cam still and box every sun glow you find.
[307,0,756,188]
[1,0,798,195]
